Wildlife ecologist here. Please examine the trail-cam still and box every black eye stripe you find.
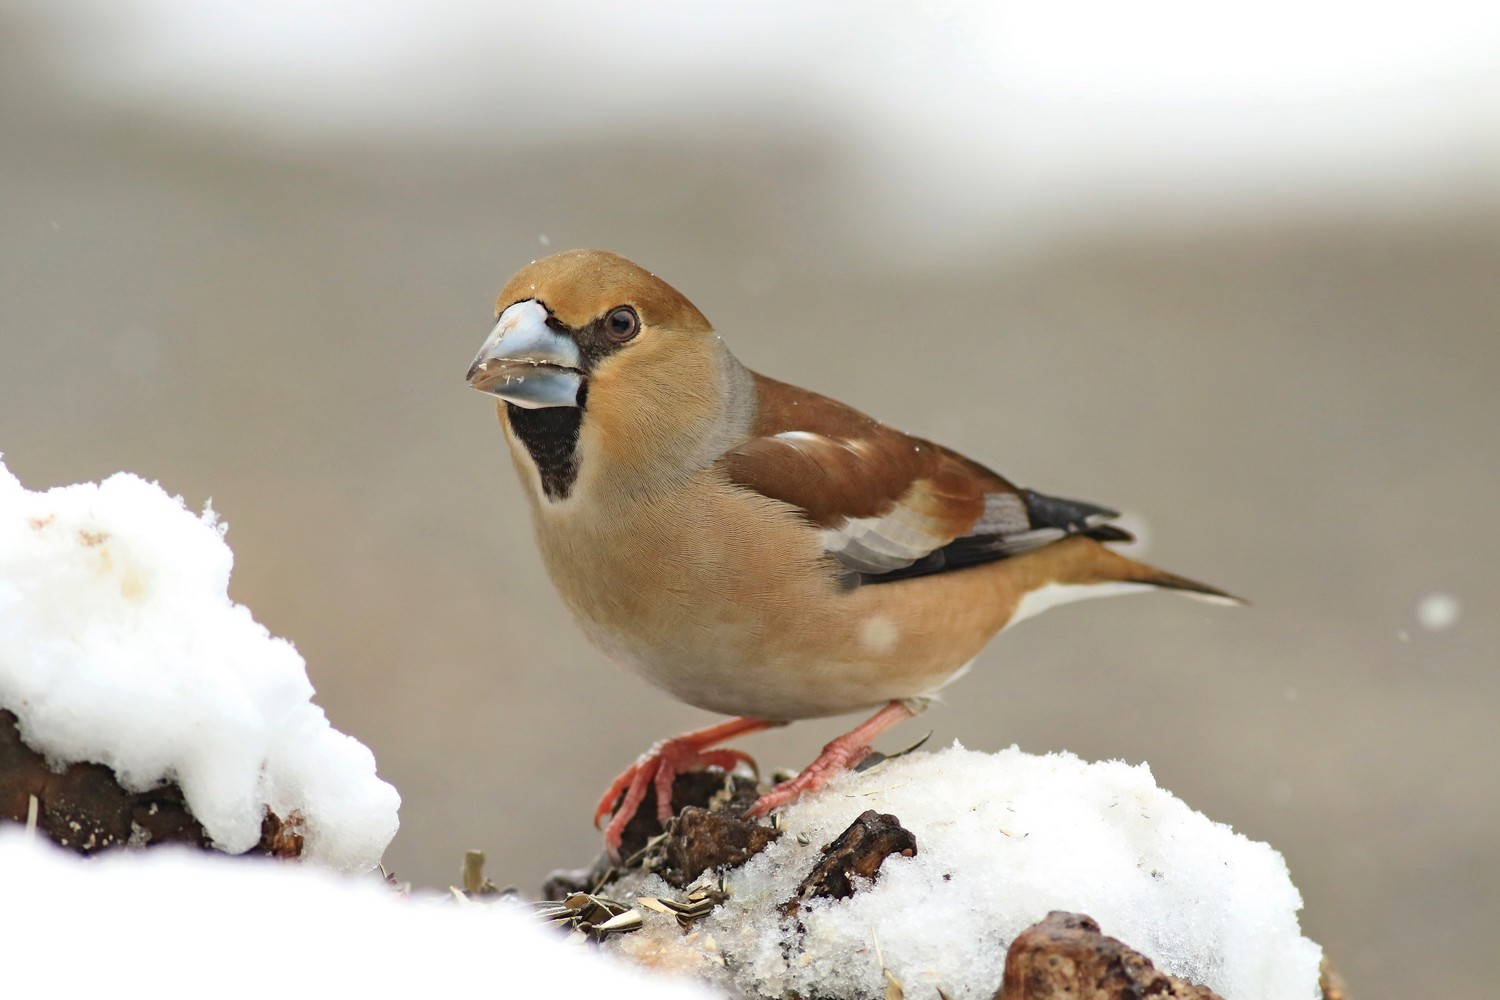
[554,305,638,371]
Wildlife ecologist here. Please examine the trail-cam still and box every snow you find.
[0,458,399,870]
[0,454,1322,996]
[607,744,1322,1000]
[0,832,720,998]
[1416,592,1461,631]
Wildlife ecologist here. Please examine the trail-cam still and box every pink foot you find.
[745,741,871,817]
[745,699,920,819]
[595,717,772,862]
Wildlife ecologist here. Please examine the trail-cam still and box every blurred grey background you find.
[2,1,1497,996]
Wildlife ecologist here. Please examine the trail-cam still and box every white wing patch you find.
[770,430,1112,576]
[820,488,1068,574]
[820,504,944,573]
[975,493,1030,535]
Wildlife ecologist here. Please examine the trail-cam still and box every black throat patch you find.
[493,300,631,503]
[506,396,584,500]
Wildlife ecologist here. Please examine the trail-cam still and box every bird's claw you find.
[596,738,759,863]
[744,742,873,818]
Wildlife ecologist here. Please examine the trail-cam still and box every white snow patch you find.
[0,833,719,998]
[0,457,399,870]
[1416,592,1461,631]
[606,744,1322,1000]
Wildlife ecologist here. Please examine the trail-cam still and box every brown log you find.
[781,809,917,916]
[544,771,769,899]
[0,708,302,858]
[640,805,781,888]
[997,911,1224,1000]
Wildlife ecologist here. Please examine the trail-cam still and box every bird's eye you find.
[604,306,639,343]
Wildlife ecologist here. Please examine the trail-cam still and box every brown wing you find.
[719,373,1131,584]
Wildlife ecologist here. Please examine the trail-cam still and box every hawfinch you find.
[467,249,1239,861]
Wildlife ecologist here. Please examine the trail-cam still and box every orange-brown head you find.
[467,250,755,502]
[496,249,710,336]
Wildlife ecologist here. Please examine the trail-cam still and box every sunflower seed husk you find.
[635,897,675,914]
[856,731,933,773]
[595,910,645,934]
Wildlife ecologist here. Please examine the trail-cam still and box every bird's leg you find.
[745,699,922,818]
[596,716,777,862]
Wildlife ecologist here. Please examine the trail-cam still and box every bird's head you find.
[468,250,754,500]
[467,249,715,411]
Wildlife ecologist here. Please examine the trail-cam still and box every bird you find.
[466,248,1240,862]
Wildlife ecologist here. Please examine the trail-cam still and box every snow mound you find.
[609,744,1322,1000]
[0,458,399,870]
[0,833,720,998]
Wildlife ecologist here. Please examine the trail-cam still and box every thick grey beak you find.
[466,299,584,408]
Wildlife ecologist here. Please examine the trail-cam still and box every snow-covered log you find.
[0,458,398,870]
